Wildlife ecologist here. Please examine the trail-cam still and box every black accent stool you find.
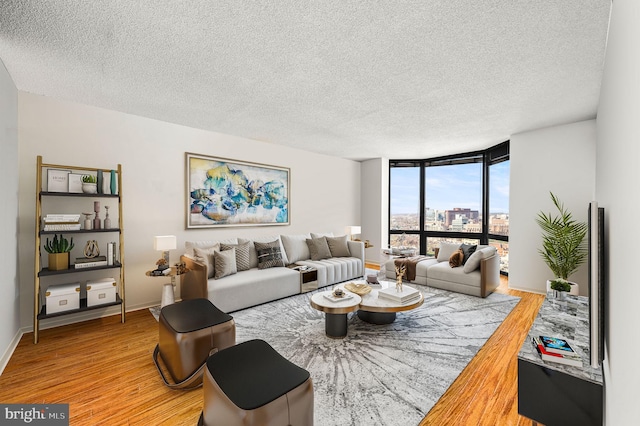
[357,310,396,324]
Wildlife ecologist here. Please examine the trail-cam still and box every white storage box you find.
[45,283,80,314]
[86,278,117,306]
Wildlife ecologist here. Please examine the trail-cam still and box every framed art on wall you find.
[186,153,290,228]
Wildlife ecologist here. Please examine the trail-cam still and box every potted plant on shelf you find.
[81,174,97,194]
[44,234,74,270]
[549,278,572,301]
[536,192,588,298]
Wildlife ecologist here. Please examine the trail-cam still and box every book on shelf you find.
[378,286,420,303]
[75,256,106,264]
[74,260,108,269]
[539,335,576,355]
[44,214,81,222]
[43,223,81,231]
[532,336,582,367]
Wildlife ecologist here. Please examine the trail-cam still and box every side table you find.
[287,265,318,293]
[146,266,189,308]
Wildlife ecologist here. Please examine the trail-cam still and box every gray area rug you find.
[231,282,519,426]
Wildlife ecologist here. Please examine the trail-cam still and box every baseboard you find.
[23,302,161,334]
[507,284,546,295]
[0,328,24,376]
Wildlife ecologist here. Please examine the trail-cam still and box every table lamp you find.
[154,235,177,270]
[346,226,361,241]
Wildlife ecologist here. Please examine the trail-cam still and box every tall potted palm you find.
[536,192,588,297]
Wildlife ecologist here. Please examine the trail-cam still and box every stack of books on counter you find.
[378,286,421,303]
[43,214,81,231]
[75,256,108,269]
[532,335,582,367]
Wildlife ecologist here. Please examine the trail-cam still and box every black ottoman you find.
[153,298,235,389]
[199,339,314,425]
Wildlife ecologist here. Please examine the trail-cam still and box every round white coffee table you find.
[310,291,361,338]
[335,280,424,325]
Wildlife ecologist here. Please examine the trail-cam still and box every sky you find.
[390,161,510,214]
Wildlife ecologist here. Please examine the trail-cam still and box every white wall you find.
[17,92,361,329]
[596,0,640,424]
[360,158,389,264]
[0,60,20,372]
[509,120,596,295]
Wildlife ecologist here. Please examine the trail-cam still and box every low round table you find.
[310,292,362,338]
[336,281,424,325]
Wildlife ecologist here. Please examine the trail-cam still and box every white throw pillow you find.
[463,247,497,273]
[280,234,311,263]
[436,242,462,262]
[193,243,220,278]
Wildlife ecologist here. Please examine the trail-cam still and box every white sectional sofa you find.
[385,243,501,298]
[180,233,365,312]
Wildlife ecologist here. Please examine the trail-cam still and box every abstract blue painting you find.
[186,153,290,228]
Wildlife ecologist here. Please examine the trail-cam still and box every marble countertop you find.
[518,295,603,385]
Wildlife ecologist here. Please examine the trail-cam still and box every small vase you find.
[96,170,103,194]
[110,170,117,195]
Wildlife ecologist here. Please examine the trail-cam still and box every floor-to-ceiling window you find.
[389,142,509,274]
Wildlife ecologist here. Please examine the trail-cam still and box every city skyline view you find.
[390,161,510,215]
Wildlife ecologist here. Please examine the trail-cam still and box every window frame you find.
[389,141,509,274]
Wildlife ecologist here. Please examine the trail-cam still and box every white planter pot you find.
[546,279,579,296]
[82,182,97,194]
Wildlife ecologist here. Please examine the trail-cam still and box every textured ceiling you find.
[0,1,611,161]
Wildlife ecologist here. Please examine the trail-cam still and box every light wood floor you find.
[0,276,543,425]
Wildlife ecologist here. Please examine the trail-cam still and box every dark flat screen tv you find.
[588,201,605,368]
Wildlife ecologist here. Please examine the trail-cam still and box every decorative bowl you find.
[344,282,372,296]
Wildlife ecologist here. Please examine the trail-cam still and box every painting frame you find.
[186,152,290,229]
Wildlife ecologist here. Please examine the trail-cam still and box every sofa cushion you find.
[460,244,477,265]
[326,235,351,257]
[240,236,289,268]
[280,234,311,264]
[310,232,334,239]
[220,241,252,271]
[214,248,237,279]
[428,262,482,286]
[449,249,464,267]
[206,267,300,313]
[193,243,220,278]
[297,257,362,287]
[437,242,461,262]
[185,238,238,256]
[254,240,286,269]
[306,237,332,261]
[463,246,497,273]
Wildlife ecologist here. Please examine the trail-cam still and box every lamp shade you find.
[154,235,177,251]
[346,226,361,236]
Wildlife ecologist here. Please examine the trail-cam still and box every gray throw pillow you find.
[325,235,351,257]
[214,248,237,279]
[254,240,285,269]
[220,241,252,271]
[193,244,220,279]
[306,237,332,261]
[460,244,477,265]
